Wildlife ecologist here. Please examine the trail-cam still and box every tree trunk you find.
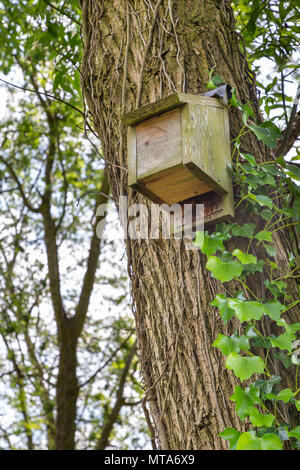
[53,173,109,450]
[80,0,299,449]
[55,319,79,450]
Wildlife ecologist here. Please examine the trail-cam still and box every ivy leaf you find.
[236,432,259,450]
[269,333,294,353]
[212,74,224,86]
[230,385,260,420]
[261,173,276,187]
[213,333,250,356]
[227,299,264,322]
[261,163,278,176]
[265,279,287,299]
[211,294,234,324]
[276,388,295,403]
[263,243,277,257]
[249,194,273,209]
[274,351,292,369]
[231,223,256,238]
[232,249,257,264]
[245,325,258,338]
[236,432,283,450]
[206,80,216,90]
[242,153,256,166]
[255,375,281,395]
[288,426,300,441]
[241,102,255,122]
[291,340,300,365]
[194,231,225,256]
[226,353,265,381]
[249,408,275,428]
[219,428,241,450]
[260,208,273,221]
[246,174,264,189]
[263,300,285,321]
[258,433,283,450]
[255,230,273,242]
[215,222,235,236]
[268,261,278,271]
[276,425,290,442]
[286,163,300,180]
[233,335,251,352]
[206,257,243,282]
[248,121,282,148]
[213,334,233,355]
[287,322,300,334]
[242,259,265,276]
[251,335,271,350]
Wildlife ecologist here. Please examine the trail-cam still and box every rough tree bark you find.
[80,0,299,449]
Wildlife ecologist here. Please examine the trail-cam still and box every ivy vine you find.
[194,91,300,450]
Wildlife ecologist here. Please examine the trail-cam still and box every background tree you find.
[0,0,147,450]
[80,0,300,450]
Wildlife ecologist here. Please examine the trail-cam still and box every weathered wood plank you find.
[121,94,185,126]
[182,103,232,194]
[121,92,225,126]
[136,108,182,178]
[142,166,211,206]
[177,92,225,109]
[127,126,137,186]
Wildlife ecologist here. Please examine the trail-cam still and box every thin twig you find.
[0,77,84,116]
[42,0,81,26]
[276,81,300,157]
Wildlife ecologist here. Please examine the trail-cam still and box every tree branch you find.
[41,203,66,331]
[42,0,81,26]
[54,136,68,234]
[276,82,300,157]
[0,78,127,172]
[72,169,110,336]
[0,156,40,213]
[0,333,34,450]
[0,77,84,117]
[78,331,134,389]
[281,112,300,157]
[95,342,137,450]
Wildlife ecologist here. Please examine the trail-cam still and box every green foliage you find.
[232,249,257,265]
[248,122,282,149]
[0,0,298,452]
[211,294,235,324]
[231,385,260,418]
[194,231,227,256]
[213,333,250,355]
[0,0,145,450]
[232,0,299,124]
[227,299,264,322]
[226,353,265,381]
[236,432,283,450]
[206,256,243,282]
[219,427,241,450]
[195,80,300,450]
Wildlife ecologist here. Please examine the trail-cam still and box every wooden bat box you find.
[122,92,234,225]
